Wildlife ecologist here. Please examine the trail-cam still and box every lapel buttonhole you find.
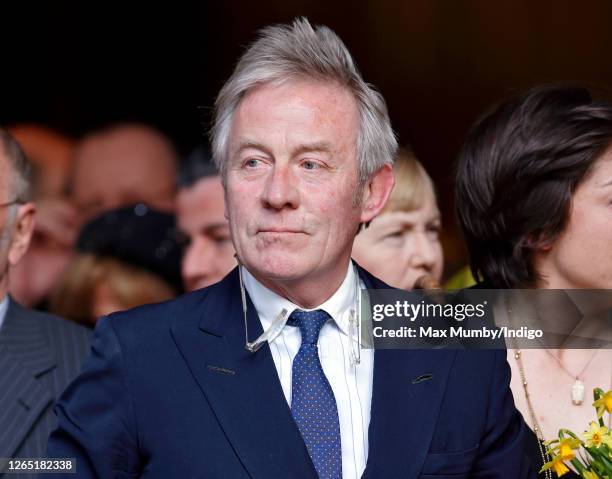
[207,365,237,376]
[412,373,433,384]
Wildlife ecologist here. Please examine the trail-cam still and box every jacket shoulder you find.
[101,288,212,345]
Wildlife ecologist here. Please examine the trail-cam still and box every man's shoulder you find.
[100,287,212,343]
[3,300,92,374]
[6,300,90,343]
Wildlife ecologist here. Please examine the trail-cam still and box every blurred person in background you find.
[49,204,181,327]
[0,128,89,461]
[9,122,179,310]
[176,145,235,291]
[456,85,612,478]
[6,124,79,308]
[7,123,75,198]
[352,147,443,289]
[69,122,178,221]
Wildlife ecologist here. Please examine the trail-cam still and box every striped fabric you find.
[0,300,90,476]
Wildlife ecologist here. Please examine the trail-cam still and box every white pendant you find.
[571,379,585,405]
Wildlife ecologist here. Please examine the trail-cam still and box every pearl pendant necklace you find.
[539,347,598,406]
[571,378,585,405]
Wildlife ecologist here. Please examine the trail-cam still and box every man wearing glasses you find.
[0,129,89,463]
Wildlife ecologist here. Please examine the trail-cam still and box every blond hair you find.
[384,148,436,213]
[49,254,176,326]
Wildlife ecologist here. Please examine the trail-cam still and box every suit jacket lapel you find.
[171,269,317,479]
[357,267,457,478]
[0,300,56,457]
[361,349,456,478]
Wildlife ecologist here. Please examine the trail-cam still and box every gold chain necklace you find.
[506,299,553,479]
[513,348,553,479]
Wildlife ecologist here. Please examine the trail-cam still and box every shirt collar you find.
[242,261,358,338]
[0,295,10,334]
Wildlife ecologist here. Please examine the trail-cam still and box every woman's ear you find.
[524,232,554,252]
[359,164,395,224]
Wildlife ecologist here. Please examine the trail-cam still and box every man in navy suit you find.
[48,18,534,478]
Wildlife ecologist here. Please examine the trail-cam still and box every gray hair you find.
[210,17,397,188]
[0,128,31,203]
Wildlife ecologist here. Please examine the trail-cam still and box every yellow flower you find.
[541,457,570,477]
[593,390,612,418]
[582,470,600,479]
[558,439,576,461]
[552,459,570,477]
[583,421,609,448]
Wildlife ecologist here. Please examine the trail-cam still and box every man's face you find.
[177,176,235,291]
[225,79,366,294]
[538,148,612,288]
[71,126,177,220]
[0,156,14,283]
[0,151,35,297]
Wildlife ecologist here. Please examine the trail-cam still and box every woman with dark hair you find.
[456,85,612,478]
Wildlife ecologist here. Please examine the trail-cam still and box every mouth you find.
[257,229,305,234]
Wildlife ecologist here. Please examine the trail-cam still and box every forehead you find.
[575,146,612,193]
[72,133,176,195]
[377,199,440,226]
[177,176,226,224]
[74,132,175,177]
[230,79,360,153]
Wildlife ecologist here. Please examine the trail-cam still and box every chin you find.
[246,254,313,283]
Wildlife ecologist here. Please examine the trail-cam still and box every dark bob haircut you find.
[456,86,612,288]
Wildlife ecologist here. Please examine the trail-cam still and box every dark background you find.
[3,0,612,275]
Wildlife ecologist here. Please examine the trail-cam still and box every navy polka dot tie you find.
[288,309,342,479]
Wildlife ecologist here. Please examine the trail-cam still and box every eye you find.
[244,158,260,168]
[426,223,441,239]
[301,160,321,170]
[212,233,231,246]
[381,230,405,245]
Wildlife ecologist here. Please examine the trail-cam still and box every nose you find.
[261,164,300,210]
[181,238,218,291]
[408,231,438,271]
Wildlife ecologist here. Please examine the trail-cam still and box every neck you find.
[248,260,352,309]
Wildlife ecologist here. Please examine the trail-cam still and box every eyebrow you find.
[235,140,333,158]
[201,223,230,235]
[292,142,333,156]
[235,140,273,158]
[177,222,229,237]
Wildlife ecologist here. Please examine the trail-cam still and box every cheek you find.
[432,245,444,278]
[225,189,249,224]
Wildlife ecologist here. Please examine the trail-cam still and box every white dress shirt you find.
[243,263,374,479]
[0,295,9,333]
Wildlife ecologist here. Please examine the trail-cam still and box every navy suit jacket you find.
[48,267,534,478]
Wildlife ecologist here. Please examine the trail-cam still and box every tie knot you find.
[287,309,330,344]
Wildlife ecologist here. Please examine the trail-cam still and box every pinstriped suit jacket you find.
[0,299,90,465]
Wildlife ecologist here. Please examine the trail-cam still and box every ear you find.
[8,202,36,267]
[359,163,395,223]
[524,232,554,252]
